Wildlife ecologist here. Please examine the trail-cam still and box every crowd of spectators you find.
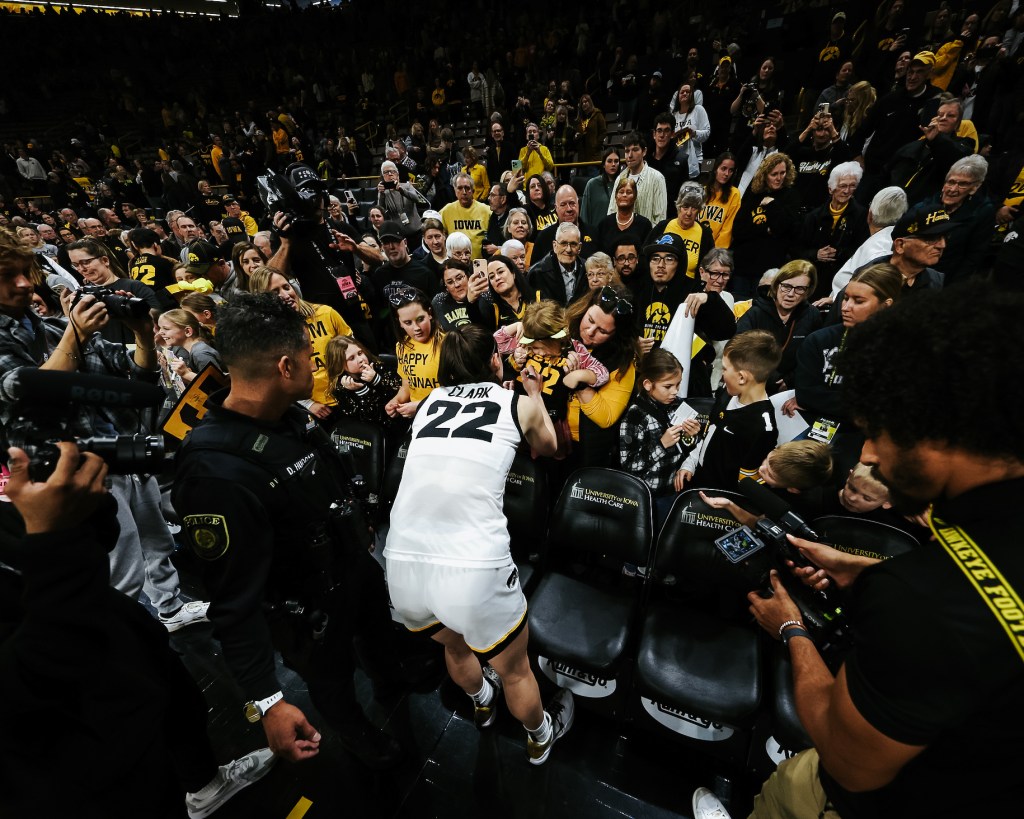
[1,0,1024,813]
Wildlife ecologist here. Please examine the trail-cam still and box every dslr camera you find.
[7,370,166,481]
[715,481,850,653]
[73,284,149,321]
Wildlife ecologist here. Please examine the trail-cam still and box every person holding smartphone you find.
[376,160,429,240]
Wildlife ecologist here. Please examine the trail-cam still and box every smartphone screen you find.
[714,526,766,564]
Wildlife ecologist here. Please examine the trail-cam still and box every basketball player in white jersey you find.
[385,324,574,765]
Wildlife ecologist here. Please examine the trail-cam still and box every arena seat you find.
[379,430,412,523]
[502,448,549,596]
[632,488,764,765]
[330,418,386,522]
[528,467,653,715]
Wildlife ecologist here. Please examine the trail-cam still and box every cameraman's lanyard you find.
[930,516,1024,664]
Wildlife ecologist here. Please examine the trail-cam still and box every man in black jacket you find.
[527,222,589,306]
[852,51,943,203]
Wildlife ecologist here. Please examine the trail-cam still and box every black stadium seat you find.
[633,489,764,764]
[330,418,386,522]
[528,468,653,716]
[503,448,549,596]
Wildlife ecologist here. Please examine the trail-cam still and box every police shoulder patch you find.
[182,514,230,560]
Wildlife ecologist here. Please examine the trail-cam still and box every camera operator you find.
[693,285,1024,818]
[0,442,275,817]
[265,164,378,351]
[65,237,163,346]
[0,227,207,633]
[172,292,407,769]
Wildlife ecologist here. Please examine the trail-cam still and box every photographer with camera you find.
[693,286,1024,818]
[0,441,276,817]
[264,164,378,351]
[172,292,407,769]
[65,238,163,346]
[0,227,207,633]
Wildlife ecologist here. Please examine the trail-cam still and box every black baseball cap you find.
[378,220,405,242]
[185,239,221,274]
[892,206,955,239]
[643,232,686,259]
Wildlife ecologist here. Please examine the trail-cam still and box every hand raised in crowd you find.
[272,210,293,241]
[638,336,656,356]
[466,269,489,302]
[6,442,108,535]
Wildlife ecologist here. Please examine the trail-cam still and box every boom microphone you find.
[16,369,164,409]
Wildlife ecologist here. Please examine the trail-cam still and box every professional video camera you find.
[7,370,166,481]
[256,162,327,240]
[715,479,850,653]
[72,284,149,321]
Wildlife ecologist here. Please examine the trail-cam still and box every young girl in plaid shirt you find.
[618,349,701,526]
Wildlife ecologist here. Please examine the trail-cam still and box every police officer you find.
[172,292,401,768]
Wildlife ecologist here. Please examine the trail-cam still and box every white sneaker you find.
[160,600,210,633]
[692,787,733,819]
[185,748,276,819]
[526,688,574,765]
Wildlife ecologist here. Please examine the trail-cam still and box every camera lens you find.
[79,434,166,474]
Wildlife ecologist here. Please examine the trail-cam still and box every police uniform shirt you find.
[384,382,522,568]
[173,400,344,700]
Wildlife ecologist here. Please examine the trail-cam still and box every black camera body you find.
[257,162,327,240]
[715,480,851,655]
[73,284,149,321]
[7,370,166,481]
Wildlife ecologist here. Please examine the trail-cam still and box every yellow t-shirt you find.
[396,335,443,401]
[663,220,703,278]
[440,200,491,258]
[699,187,742,248]
[307,304,352,406]
[463,163,491,202]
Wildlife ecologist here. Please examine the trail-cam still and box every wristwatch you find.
[243,691,284,723]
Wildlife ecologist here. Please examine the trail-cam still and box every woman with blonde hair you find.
[730,152,801,298]
[736,259,822,391]
[248,264,352,423]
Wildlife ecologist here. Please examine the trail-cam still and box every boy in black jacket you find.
[677,329,781,491]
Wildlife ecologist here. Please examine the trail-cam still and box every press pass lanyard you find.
[930,515,1024,665]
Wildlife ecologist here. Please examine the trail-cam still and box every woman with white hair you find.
[376,160,429,238]
[797,160,869,299]
[916,154,996,286]
[645,181,714,279]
